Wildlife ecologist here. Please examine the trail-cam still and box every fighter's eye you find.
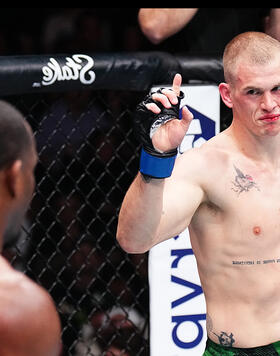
[247,89,259,95]
[272,86,280,92]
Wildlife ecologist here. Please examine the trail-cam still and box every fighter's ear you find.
[4,160,22,198]
[219,82,233,108]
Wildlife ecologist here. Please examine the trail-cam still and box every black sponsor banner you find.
[0,52,223,96]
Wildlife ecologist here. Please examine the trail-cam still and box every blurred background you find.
[0,8,155,55]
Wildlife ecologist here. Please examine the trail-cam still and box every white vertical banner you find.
[149,85,220,356]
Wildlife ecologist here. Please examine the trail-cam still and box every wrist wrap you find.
[134,88,184,178]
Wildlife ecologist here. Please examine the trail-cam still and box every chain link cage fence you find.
[0,53,229,356]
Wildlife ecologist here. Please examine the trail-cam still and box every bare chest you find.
[227,164,280,233]
[198,161,280,253]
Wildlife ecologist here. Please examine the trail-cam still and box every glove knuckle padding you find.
[134,89,184,157]
[134,88,184,178]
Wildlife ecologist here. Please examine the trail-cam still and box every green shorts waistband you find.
[203,338,280,356]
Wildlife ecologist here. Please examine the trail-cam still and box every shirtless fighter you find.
[117,31,280,355]
[0,101,61,356]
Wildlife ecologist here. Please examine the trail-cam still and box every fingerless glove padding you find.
[134,89,184,178]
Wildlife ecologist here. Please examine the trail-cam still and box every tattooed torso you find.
[186,135,280,348]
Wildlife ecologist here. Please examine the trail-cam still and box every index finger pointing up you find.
[172,73,182,96]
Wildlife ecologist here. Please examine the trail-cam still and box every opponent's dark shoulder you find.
[0,266,61,356]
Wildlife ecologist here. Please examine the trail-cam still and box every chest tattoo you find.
[231,165,260,195]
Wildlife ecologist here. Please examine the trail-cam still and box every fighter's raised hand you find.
[149,73,193,152]
[134,73,193,178]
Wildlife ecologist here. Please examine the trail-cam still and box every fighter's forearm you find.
[117,74,192,253]
[116,172,165,254]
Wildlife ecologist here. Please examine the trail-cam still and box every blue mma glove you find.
[134,88,184,178]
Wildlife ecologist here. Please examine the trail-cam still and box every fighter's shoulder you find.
[0,265,61,355]
[0,264,58,325]
[178,132,232,168]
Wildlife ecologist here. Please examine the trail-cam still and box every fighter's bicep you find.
[157,169,205,243]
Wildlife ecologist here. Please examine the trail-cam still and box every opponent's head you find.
[0,101,37,249]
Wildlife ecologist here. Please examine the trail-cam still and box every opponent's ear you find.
[5,160,22,198]
[219,82,233,108]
